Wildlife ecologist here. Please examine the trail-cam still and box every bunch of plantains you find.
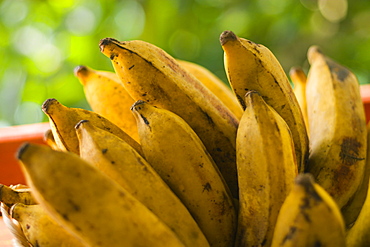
[1,30,369,247]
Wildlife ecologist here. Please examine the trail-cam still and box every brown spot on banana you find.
[219,30,237,46]
[282,226,297,245]
[327,59,350,82]
[339,137,364,166]
[202,183,212,192]
[296,173,322,202]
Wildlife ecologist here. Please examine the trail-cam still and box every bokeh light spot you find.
[14,101,43,125]
[114,1,146,39]
[12,25,47,56]
[318,0,347,23]
[0,0,28,27]
[65,6,96,35]
[169,30,201,60]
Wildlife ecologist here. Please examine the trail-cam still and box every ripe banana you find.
[43,128,59,150]
[0,184,37,206]
[41,98,142,156]
[75,119,210,247]
[289,66,309,133]
[99,37,240,199]
[74,65,139,142]
[131,100,237,247]
[1,202,29,247]
[346,176,370,246]
[341,122,370,227]
[11,203,87,247]
[305,46,367,208]
[220,30,308,173]
[176,59,243,119]
[235,91,298,247]
[271,173,346,247]
[17,142,186,247]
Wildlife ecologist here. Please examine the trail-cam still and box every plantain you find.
[16,143,186,247]
[75,119,210,247]
[305,46,367,208]
[41,98,142,156]
[235,91,298,247]
[289,66,309,134]
[271,173,346,247]
[131,100,237,247]
[0,184,37,206]
[99,37,240,199]
[341,121,370,227]
[74,65,139,142]
[11,203,87,247]
[220,30,308,173]
[1,202,30,247]
[43,128,60,150]
[176,59,243,119]
[346,176,370,246]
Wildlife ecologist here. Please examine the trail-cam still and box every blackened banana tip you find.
[130,100,146,111]
[41,98,57,113]
[289,66,301,75]
[220,30,237,46]
[75,119,89,130]
[245,90,260,98]
[99,38,120,51]
[16,142,30,161]
[74,65,88,77]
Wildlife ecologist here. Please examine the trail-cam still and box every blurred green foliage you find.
[0,0,369,126]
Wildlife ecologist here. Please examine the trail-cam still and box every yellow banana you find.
[289,66,309,134]
[235,91,298,247]
[11,203,87,247]
[176,59,243,119]
[271,173,346,247]
[341,122,370,227]
[43,128,60,150]
[41,98,142,156]
[1,202,30,246]
[346,176,370,246]
[131,100,237,247]
[305,46,367,208]
[74,65,139,142]
[220,30,308,173]
[0,184,37,206]
[99,37,240,199]
[75,119,210,247]
[17,142,186,247]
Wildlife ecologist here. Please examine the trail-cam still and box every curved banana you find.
[131,100,237,247]
[41,98,142,156]
[99,37,240,199]
[346,176,370,246]
[17,143,186,247]
[220,30,308,173]
[75,119,210,247]
[0,184,37,206]
[271,173,346,247]
[305,46,367,208]
[176,59,243,119]
[235,91,298,247]
[1,202,29,247]
[289,66,309,134]
[74,65,139,142]
[43,129,59,150]
[11,203,87,247]
[341,121,370,227]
